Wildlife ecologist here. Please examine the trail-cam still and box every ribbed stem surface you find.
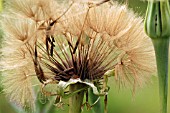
[69,83,85,113]
[152,38,169,113]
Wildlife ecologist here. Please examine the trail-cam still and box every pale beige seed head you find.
[0,0,156,110]
[54,3,89,36]
[61,2,156,87]
[0,22,36,109]
[1,69,35,110]
[7,0,61,22]
[0,19,33,70]
[0,12,39,112]
[7,0,39,20]
[1,18,37,43]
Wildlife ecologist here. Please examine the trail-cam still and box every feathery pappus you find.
[0,0,156,111]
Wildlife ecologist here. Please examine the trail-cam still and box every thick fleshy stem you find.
[145,0,170,113]
[69,83,85,113]
[152,38,169,113]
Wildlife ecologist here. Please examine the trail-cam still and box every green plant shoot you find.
[145,0,170,113]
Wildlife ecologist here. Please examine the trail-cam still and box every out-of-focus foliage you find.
[0,0,2,12]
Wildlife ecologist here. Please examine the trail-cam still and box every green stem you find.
[144,0,170,112]
[69,83,85,113]
[152,38,169,113]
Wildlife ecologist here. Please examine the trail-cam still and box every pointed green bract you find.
[145,0,170,113]
[145,0,170,39]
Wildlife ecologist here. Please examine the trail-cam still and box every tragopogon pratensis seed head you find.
[0,0,156,111]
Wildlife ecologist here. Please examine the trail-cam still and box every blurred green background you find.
[0,0,170,113]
